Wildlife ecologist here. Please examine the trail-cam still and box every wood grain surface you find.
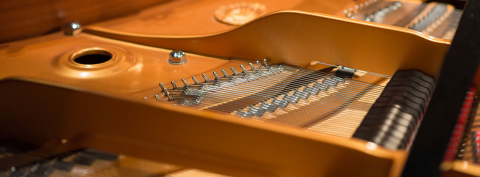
[0,0,171,44]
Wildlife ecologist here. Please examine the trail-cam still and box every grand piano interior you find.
[1,0,480,177]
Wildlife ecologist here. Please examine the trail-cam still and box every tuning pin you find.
[202,74,210,82]
[154,95,161,101]
[221,69,229,77]
[256,60,263,69]
[231,67,238,75]
[394,2,402,7]
[263,59,269,67]
[159,83,168,92]
[181,79,189,87]
[248,106,266,116]
[171,81,177,89]
[192,76,200,84]
[237,109,253,117]
[213,71,220,80]
[249,63,256,71]
[158,83,172,100]
[240,64,247,72]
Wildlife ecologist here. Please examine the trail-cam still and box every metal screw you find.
[256,60,263,69]
[64,22,81,36]
[213,71,220,80]
[159,83,168,92]
[231,67,238,75]
[158,83,172,100]
[171,81,177,88]
[168,50,187,65]
[240,64,247,72]
[221,69,229,77]
[202,74,210,82]
[192,76,200,84]
[263,59,269,67]
[249,63,256,70]
[181,79,189,87]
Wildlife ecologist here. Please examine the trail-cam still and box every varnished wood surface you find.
[0,0,171,44]
[85,11,450,78]
[91,0,353,36]
[0,78,405,177]
[0,32,245,96]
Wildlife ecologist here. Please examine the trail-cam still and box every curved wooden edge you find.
[441,160,480,177]
[0,0,172,43]
[85,10,451,43]
[84,11,450,78]
[0,77,405,177]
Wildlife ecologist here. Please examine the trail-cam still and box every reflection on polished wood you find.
[0,0,170,43]
[0,0,478,177]
[86,11,449,77]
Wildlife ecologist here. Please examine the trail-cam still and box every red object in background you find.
[473,131,480,163]
[443,86,476,162]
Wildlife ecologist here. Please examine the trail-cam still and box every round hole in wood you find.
[72,49,112,65]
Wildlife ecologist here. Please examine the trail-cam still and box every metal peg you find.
[166,93,173,100]
[192,76,200,84]
[240,64,247,72]
[263,59,269,67]
[231,67,238,75]
[181,79,189,87]
[171,81,177,89]
[202,74,210,82]
[213,71,220,80]
[159,83,168,92]
[249,63,256,70]
[159,83,172,100]
[221,69,229,77]
[256,60,263,69]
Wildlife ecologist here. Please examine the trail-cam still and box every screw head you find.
[168,50,187,65]
[64,22,82,36]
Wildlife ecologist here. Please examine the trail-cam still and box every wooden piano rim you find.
[84,10,450,79]
[0,77,406,177]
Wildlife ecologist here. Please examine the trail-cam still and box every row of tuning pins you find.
[364,1,402,22]
[157,59,271,101]
[236,75,346,118]
[409,4,446,32]
[343,0,384,18]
